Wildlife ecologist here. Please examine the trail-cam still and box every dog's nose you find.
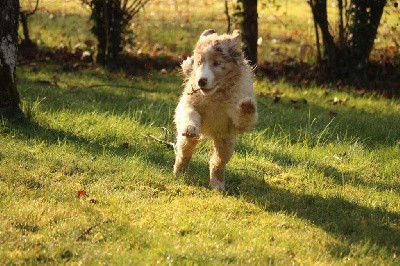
[198,78,207,88]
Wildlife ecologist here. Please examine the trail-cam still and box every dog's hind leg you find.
[209,138,235,191]
[174,135,199,176]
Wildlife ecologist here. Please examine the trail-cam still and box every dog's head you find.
[182,29,244,96]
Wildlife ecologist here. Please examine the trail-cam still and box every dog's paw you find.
[181,125,200,138]
[239,97,256,114]
[209,177,225,191]
[173,163,186,177]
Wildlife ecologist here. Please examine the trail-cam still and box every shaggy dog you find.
[173,29,258,190]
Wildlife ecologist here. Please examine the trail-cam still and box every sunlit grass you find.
[0,62,399,264]
[6,1,400,264]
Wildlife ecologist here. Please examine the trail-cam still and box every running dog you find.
[173,29,258,190]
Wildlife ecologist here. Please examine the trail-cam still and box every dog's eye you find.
[197,61,202,66]
[213,60,221,67]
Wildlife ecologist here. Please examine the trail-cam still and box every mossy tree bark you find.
[0,0,21,116]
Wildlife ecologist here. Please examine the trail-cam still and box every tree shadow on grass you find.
[261,147,400,194]
[227,135,400,255]
[256,92,400,147]
[179,128,400,257]
[20,77,178,120]
[5,112,399,258]
[177,152,400,257]
[314,163,400,194]
[2,116,137,157]
[10,65,400,257]
[235,93,400,193]
[224,170,400,257]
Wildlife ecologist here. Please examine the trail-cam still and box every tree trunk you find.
[20,12,33,47]
[309,0,387,82]
[224,0,231,34]
[338,0,345,47]
[110,0,123,59]
[241,0,258,66]
[308,0,338,77]
[309,1,337,59]
[91,0,123,64]
[350,0,386,71]
[19,0,39,48]
[0,0,21,116]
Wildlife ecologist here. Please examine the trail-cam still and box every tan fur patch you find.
[174,30,258,190]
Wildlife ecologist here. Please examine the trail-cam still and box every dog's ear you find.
[227,30,243,65]
[199,29,217,40]
[230,30,241,48]
[181,56,194,77]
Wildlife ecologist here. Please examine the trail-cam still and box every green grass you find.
[6,0,400,264]
[0,62,399,264]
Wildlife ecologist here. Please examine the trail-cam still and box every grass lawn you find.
[3,0,399,264]
[0,62,399,264]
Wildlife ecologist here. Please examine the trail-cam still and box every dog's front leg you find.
[174,105,201,175]
[233,97,258,132]
[209,138,235,191]
[175,103,201,138]
[174,135,200,175]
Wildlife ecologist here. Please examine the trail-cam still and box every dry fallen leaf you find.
[77,190,87,197]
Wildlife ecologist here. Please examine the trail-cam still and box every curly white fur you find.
[174,29,258,190]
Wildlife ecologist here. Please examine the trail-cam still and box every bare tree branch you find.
[141,133,176,151]
[225,0,231,33]
[24,0,40,17]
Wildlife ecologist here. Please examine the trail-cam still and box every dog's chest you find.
[197,100,234,137]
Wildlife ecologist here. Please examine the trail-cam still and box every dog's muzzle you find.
[198,78,207,88]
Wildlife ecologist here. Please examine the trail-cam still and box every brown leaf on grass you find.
[77,190,87,197]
